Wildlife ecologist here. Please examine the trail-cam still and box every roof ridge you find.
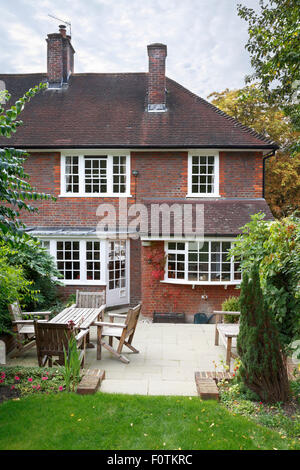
[72,72,147,76]
[166,77,278,147]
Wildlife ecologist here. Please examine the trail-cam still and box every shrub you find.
[6,237,62,312]
[0,243,35,334]
[230,213,300,352]
[237,265,290,403]
[221,296,240,323]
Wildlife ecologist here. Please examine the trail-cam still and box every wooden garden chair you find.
[94,304,142,364]
[73,290,105,346]
[8,301,51,357]
[75,290,105,309]
[214,311,241,369]
[34,321,89,368]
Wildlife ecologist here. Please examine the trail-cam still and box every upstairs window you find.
[61,154,130,196]
[188,152,219,197]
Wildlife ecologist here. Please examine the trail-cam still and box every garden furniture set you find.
[8,291,142,367]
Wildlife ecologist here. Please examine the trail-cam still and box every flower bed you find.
[0,366,65,403]
[216,361,300,441]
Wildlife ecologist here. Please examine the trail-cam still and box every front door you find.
[106,239,129,307]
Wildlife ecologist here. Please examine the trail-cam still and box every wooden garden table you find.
[50,305,105,348]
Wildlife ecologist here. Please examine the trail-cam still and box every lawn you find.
[0,392,299,450]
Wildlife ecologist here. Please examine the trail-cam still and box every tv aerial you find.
[48,14,71,36]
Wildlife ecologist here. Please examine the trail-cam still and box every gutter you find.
[262,150,276,198]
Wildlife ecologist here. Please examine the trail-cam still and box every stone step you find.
[77,369,105,395]
[195,372,221,400]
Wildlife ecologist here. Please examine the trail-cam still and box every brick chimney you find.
[46,25,75,87]
[147,43,167,112]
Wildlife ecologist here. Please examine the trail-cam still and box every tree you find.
[237,265,290,403]
[0,83,55,241]
[230,213,300,352]
[0,242,34,334]
[237,0,300,134]
[208,85,300,217]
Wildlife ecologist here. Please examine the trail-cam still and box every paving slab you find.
[6,321,229,396]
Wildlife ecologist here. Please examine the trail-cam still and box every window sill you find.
[186,194,220,198]
[160,279,241,286]
[61,280,107,286]
[59,194,132,198]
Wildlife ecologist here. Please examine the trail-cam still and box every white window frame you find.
[44,238,106,285]
[163,239,241,285]
[60,152,131,197]
[187,151,220,197]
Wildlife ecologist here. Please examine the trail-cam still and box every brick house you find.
[0,26,277,320]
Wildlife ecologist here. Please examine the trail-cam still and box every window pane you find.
[112,156,127,193]
[84,157,107,193]
[86,241,101,280]
[190,155,215,194]
[65,156,79,193]
[56,241,81,280]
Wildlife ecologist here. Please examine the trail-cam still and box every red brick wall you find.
[130,238,142,306]
[131,151,188,199]
[147,44,167,106]
[57,284,106,301]
[141,242,239,321]
[21,150,260,305]
[22,150,263,226]
[219,151,263,198]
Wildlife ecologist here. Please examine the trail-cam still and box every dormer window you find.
[187,152,219,197]
[60,153,130,197]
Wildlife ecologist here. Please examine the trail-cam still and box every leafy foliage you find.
[237,0,300,132]
[63,330,82,392]
[0,366,65,397]
[209,84,297,150]
[221,296,241,323]
[0,243,35,334]
[237,266,290,403]
[230,213,300,351]
[6,237,62,311]
[209,84,300,217]
[0,83,55,240]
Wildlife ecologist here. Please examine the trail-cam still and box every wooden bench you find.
[214,311,240,370]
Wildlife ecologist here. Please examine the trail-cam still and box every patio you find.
[6,311,232,396]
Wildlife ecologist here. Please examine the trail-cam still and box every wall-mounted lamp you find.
[132,170,139,177]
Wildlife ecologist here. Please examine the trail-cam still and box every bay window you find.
[166,240,241,284]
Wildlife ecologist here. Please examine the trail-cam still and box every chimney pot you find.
[59,25,67,37]
[147,43,167,112]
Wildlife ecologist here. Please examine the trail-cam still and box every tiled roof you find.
[0,73,278,149]
[141,198,274,236]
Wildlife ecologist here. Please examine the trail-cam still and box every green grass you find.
[0,393,299,450]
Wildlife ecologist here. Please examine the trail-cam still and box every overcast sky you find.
[0,0,260,100]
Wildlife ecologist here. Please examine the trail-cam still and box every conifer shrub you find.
[237,266,290,403]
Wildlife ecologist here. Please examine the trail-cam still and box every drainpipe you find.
[262,150,276,198]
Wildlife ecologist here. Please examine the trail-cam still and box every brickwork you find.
[47,28,74,85]
[22,150,261,310]
[147,43,167,106]
[141,241,239,319]
[219,151,263,198]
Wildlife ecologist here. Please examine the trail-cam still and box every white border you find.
[187,151,220,198]
[163,238,241,286]
[60,151,131,197]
